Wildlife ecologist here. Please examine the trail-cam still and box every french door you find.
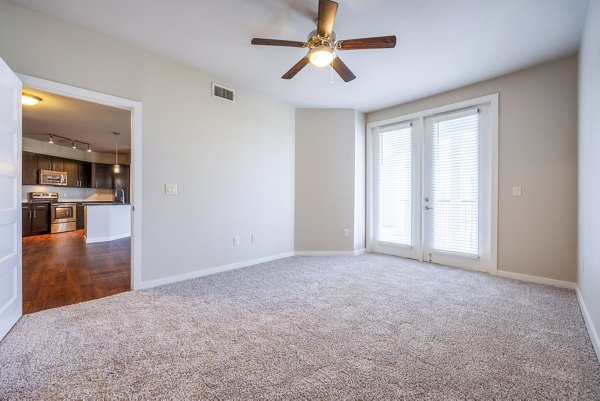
[370,97,496,272]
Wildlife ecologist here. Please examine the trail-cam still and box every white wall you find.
[367,56,578,283]
[578,0,600,360]
[0,0,295,283]
[354,112,366,251]
[295,109,365,253]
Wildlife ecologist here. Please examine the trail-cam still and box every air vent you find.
[212,83,235,103]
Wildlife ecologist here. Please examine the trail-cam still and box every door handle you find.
[33,210,36,218]
[425,206,433,210]
[29,211,32,219]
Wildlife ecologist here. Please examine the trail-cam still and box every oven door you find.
[52,204,76,223]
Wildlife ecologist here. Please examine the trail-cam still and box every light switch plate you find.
[165,184,178,195]
[512,186,522,197]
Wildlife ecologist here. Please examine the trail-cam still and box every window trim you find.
[366,93,499,275]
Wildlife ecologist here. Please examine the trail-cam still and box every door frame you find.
[366,93,499,275]
[18,74,143,289]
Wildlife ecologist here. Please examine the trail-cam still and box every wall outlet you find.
[512,186,522,197]
[250,234,257,244]
[233,236,240,246]
[165,184,178,195]
[343,228,349,237]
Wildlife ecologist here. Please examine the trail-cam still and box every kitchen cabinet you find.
[76,203,85,230]
[113,164,130,202]
[78,162,92,188]
[22,203,50,236]
[92,163,114,189]
[37,154,65,172]
[22,151,38,185]
[64,159,92,187]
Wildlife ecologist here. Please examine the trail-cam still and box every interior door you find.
[422,106,492,271]
[0,56,22,341]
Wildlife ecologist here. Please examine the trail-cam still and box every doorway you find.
[367,95,498,273]
[18,75,142,313]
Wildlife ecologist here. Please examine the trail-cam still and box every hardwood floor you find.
[22,229,130,314]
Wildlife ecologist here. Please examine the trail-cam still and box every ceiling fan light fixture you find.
[308,45,334,67]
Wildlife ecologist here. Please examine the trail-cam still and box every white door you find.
[370,98,495,273]
[0,57,22,341]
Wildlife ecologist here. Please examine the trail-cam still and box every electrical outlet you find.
[343,228,349,237]
[165,184,178,195]
[512,186,522,197]
[250,234,257,244]
[233,236,240,246]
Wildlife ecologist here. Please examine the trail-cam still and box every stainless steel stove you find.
[28,192,76,233]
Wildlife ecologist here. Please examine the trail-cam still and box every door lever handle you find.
[424,206,433,210]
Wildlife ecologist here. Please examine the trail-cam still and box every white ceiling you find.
[22,88,131,153]
[11,0,590,112]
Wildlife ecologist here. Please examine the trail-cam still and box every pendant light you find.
[113,132,120,174]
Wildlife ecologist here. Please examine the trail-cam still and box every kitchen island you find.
[84,203,132,243]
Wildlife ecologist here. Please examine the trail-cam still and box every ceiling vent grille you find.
[212,83,235,103]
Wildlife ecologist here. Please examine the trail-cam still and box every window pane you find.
[432,112,479,255]
[376,125,412,246]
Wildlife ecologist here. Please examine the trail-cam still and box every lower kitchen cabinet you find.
[76,203,85,229]
[22,203,50,236]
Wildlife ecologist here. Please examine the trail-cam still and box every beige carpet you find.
[0,254,599,400]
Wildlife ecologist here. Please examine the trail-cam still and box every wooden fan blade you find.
[338,36,397,50]
[282,56,310,79]
[251,38,306,48]
[332,57,356,82]
[317,0,338,38]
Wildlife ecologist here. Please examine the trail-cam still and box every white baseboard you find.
[496,270,576,290]
[85,233,131,244]
[295,249,366,256]
[139,252,294,289]
[576,288,600,362]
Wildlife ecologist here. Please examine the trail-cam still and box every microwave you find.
[39,169,68,186]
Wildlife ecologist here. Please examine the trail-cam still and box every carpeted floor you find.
[0,254,599,400]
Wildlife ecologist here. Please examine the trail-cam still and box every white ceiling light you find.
[22,93,42,106]
[308,45,335,68]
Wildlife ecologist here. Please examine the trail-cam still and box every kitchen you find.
[21,89,132,314]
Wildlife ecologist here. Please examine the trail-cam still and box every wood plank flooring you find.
[22,229,130,314]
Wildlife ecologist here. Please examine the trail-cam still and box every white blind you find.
[375,123,412,246]
[431,109,479,256]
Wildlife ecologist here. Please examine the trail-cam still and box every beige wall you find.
[578,1,600,359]
[0,0,295,283]
[295,109,365,253]
[368,56,578,282]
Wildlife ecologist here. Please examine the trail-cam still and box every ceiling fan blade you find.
[338,36,397,50]
[251,38,306,48]
[332,57,356,82]
[317,0,338,38]
[282,56,310,79]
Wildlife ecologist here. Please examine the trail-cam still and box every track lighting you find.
[49,134,54,144]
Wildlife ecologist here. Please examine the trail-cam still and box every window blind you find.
[431,109,479,256]
[375,123,412,246]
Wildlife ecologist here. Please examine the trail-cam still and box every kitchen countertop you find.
[84,202,131,206]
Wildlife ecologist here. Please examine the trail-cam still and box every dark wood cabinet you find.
[76,203,85,230]
[78,162,92,188]
[22,204,32,237]
[22,203,50,236]
[36,154,65,172]
[22,151,38,185]
[93,163,114,189]
[37,154,52,171]
[64,158,79,187]
[113,164,130,202]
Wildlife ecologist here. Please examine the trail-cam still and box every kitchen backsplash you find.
[23,185,114,202]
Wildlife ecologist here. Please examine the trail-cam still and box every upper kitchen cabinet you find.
[64,159,92,187]
[92,163,113,189]
[22,151,38,185]
[113,164,130,189]
[37,154,65,172]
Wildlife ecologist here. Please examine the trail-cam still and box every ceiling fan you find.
[251,0,396,82]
